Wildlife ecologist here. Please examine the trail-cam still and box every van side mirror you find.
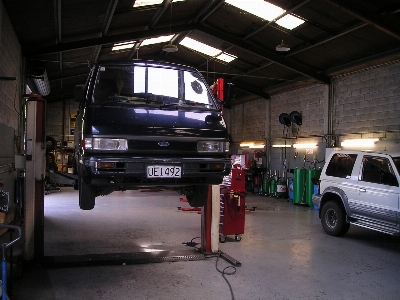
[74,84,85,102]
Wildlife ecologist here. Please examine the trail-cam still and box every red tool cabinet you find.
[219,169,246,242]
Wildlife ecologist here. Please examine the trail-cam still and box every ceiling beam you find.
[197,24,331,84]
[90,0,120,65]
[324,0,400,40]
[24,24,197,57]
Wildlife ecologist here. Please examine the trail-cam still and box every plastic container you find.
[293,168,306,204]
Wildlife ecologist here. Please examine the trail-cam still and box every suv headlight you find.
[197,141,229,153]
[84,138,128,151]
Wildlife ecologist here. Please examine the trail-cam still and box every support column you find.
[200,185,220,254]
[25,95,46,261]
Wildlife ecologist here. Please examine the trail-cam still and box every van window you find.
[92,64,215,108]
[325,153,357,178]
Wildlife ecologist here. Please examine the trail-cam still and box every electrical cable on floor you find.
[183,238,237,299]
[215,251,237,300]
[182,236,200,248]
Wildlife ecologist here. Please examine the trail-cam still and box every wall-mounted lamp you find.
[249,144,265,149]
[341,138,379,148]
[240,142,254,147]
[293,143,317,149]
[272,144,292,148]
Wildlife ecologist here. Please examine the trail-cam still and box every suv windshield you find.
[92,64,215,108]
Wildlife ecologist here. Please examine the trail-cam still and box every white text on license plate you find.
[147,166,181,178]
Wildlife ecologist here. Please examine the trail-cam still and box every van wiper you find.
[160,100,190,109]
[160,100,210,110]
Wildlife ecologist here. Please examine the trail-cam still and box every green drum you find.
[305,169,322,207]
[262,179,270,196]
[293,168,306,204]
[270,179,276,196]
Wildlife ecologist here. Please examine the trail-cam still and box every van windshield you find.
[92,64,216,108]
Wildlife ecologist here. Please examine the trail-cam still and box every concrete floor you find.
[7,187,400,300]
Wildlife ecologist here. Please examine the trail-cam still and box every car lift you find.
[42,185,241,268]
[21,93,241,269]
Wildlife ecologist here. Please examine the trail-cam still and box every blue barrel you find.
[288,180,294,200]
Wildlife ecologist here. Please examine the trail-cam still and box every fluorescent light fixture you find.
[293,143,317,149]
[133,0,185,7]
[216,52,237,63]
[226,0,304,30]
[272,144,292,148]
[341,138,379,148]
[141,35,174,47]
[240,143,254,147]
[112,41,135,51]
[249,144,265,149]
[275,14,305,30]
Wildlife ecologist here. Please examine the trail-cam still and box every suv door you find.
[353,155,399,225]
[324,153,360,214]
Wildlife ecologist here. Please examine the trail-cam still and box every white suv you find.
[313,150,400,236]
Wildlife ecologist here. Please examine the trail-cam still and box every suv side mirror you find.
[74,84,85,102]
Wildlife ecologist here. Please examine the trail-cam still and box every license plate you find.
[147,166,181,178]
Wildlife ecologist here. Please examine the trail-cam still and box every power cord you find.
[183,238,237,300]
[182,237,200,248]
[215,251,237,300]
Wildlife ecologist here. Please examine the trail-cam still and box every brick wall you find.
[333,62,400,140]
[0,0,23,201]
[0,1,22,131]
[46,99,79,146]
[225,61,400,173]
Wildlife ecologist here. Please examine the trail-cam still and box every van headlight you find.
[197,141,229,153]
[84,138,128,151]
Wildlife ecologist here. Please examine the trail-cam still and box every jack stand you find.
[245,207,257,212]
[177,207,201,212]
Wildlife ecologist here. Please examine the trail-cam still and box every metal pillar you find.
[24,95,46,261]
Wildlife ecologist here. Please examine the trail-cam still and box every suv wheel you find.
[186,185,209,207]
[78,165,96,210]
[321,201,350,236]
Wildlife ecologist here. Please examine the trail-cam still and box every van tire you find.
[321,201,350,236]
[186,185,208,207]
[78,166,95,210]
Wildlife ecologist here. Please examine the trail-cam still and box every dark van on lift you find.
[74,60,231,210]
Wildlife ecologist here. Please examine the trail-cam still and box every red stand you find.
[219,169,246,242]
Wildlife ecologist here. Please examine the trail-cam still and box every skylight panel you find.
[133,0,163,8]
[180,37,221,57]
[133,0,185,8]
[141,35,174,47]
[216,53,237,63]
[276,14,305,30]
[226,0,284,21]
[180,38,237,63]
[226,0,305,30]
[112,41,135,51]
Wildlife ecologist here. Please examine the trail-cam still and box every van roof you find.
[96,59,196,72]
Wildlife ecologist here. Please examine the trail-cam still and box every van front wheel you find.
[78,166,96,210]
[186,185,209,207]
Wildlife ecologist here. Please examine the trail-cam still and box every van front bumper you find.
[81,156,231,187]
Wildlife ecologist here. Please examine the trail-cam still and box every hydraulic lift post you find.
[200,185,220,254]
